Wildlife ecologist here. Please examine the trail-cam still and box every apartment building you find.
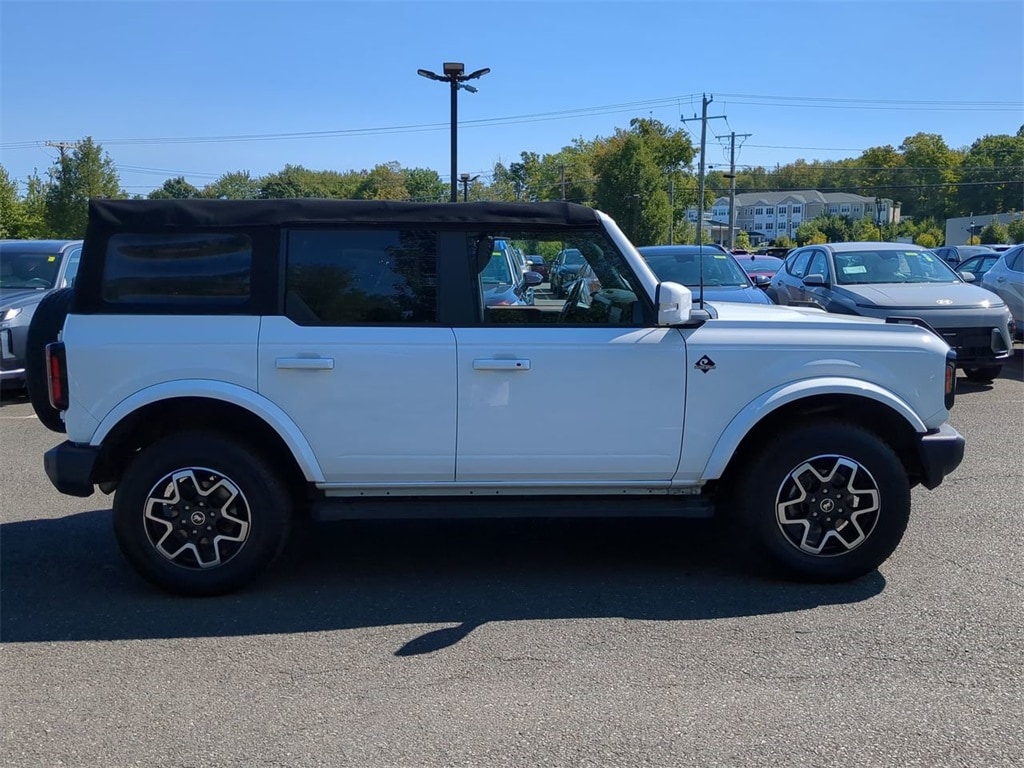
[689,190,900,243]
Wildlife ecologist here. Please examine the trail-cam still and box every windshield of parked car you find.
[561,249,585,266]
[0,251,63,289]
[640,248,752,287]
[743,256,785,271]
[480,250,513,286]
[833,249,960,285]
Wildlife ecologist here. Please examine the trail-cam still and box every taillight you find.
[45,342,69,411]
[944,349,957,410]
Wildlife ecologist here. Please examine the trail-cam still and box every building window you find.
[840,205,851,213]
[766,222,774,230]
[829,205,839,214]
[793,206,802,213]
[778,206,787,214]
[767,207,774,215]
[755,208,764,216]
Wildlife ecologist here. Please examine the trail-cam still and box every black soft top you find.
[87,198,603,231]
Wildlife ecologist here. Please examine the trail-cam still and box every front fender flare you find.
[89,380,325,483]
[701,377,927,480]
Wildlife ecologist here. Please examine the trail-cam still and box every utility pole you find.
[459,173,479,202]
[46,140,80,161]
[681,94,726,249]
[668,175,675,244]
[715,130,752,248]
[560,165,566,201]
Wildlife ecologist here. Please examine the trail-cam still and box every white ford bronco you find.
[34,199,964,595]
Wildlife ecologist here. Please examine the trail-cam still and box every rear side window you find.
[787,250,812,278]
[1007,247,1023,272]
[103,233,252,304]
[285,229,437,325]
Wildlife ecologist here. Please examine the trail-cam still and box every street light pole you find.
[460,173,479,202]
[417,62,490,203]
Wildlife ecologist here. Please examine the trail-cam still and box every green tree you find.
[851,216,881,242]
[774,234,795,249]
[915,232,938,248]
[404,167,447,203]
[896,132,959,222]
[44,137,123,238]
[1007,215,1024,243]
[355,162,409,200]
[17,172,50,238]
[592,133,669,245]
[148,176,200,199]
[958,133,1024,216]
[979,218,1009,244]
[259,164,357,199]
[0,165,21,238]
[795,220,823,245]
[735,230,751,250]
[201,171,261,199]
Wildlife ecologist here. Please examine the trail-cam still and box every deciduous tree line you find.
[2,123,1022,246]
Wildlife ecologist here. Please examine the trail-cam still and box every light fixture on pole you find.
[459,173,479,202]
[417,62,490,203]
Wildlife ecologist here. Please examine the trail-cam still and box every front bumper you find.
[43,441,100,497]
[916,424,966,490]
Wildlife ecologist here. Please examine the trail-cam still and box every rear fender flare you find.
[90,380,325,482]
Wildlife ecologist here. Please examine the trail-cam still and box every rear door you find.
[258,228,457,484]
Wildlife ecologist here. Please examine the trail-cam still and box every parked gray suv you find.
[0,239,83,390]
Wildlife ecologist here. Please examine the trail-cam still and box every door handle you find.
[473,359,531,371]
[276,357,335,370]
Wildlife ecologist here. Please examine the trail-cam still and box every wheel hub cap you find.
[775,454,880,557]
[143,468,251,570]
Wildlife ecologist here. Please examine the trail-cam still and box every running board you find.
[310,494,715,522]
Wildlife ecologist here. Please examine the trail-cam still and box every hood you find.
[0,287,48,311]
[697,285,773,305]
[838,282,1004,309]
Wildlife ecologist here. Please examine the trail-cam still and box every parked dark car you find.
[933,245,995,266]
[768,241,1014,381]
[0,239,83,390]
[549,248,587,297]
[637,245,773,305]
[955,253,1001,282]
[525,254,549,281]
[481,240,542,307]
[737,254,786,288]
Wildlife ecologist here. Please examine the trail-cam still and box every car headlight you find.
[1,307,22,321]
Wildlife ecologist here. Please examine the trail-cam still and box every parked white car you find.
[981,243,1024,337]
[33,200,964,595]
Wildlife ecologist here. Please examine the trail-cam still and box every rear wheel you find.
[962,365,1001,383]
[113,431,292,596]
[733,422,910,582]
[25,288,74,432]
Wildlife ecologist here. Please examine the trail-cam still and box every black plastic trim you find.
[43,441,99,497]
[916,424,966,490]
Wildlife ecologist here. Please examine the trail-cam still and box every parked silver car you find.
[980,244,1024,338]
[768,241,1014,382]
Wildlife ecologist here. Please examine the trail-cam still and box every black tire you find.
[25,287,74,433]
[732,422,910,582]
[113,431,293,596]
[963,365,1001,383]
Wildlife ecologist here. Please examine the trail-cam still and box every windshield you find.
[641,249,751,287]
[744,257,784,271]
[834,249,959,285]
[0,251,63,289]
[561,249,584,266]
[480,251,513,286]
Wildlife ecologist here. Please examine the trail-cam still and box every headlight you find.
[1,307,22,321]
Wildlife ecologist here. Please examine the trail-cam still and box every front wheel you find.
[962,365,1001,383]
[113,431,292,596]
[732,423,910,582]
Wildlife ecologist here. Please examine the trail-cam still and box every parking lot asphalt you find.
[1,351,1022,768]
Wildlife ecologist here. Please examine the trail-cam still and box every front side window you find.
[478,229,645,326]
[787,250,813,278]
[285,229,437,324]
[806,250,830,280]
[639,246,752,289]
[104,233,252,304]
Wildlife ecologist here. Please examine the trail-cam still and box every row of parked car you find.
[545,240,1022,384]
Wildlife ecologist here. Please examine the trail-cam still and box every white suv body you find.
[36,200,964,595]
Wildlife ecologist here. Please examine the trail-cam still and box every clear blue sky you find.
[2,0,1022,195]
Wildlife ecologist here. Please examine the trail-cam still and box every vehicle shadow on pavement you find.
[956,347,1024,394]
[0,511,885,651]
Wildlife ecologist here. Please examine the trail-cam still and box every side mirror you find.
[803,273,828,287]
[959,271,976,283]
[523,271,543,287]
[655,281,693,326]
[753,274,771,287]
